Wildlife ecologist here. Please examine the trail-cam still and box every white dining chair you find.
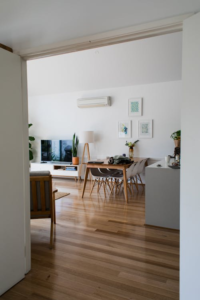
[136,159,147,185]
[114,163,136,196]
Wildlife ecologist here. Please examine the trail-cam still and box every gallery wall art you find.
[138,119,153,139]
[128,98,142,117]
[118,120,131,138]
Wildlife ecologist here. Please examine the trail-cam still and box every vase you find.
[129,147,134,159]
[174,139,180,147]
[72,157,79,165]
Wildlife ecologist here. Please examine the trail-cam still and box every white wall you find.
[28,32,182,96]
[28,32,182,165]
[180,12,200,300]
[28,81,182,162]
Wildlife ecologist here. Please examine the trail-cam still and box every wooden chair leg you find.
[99,179,104,193]
[54,205,56,224]
[114,179,118,194]
[110,180,115,194]
[90,180,96,195]
[127,184,132,195]
[120,181,123,194]
[106,179,111,191]
[53,193,56,224]
[103,180,106,197]
[116,180,122,194]
[137,174,143,184]
[50,217,54,249]
[134,176,139,192]
[131,179,135,195]
[97,178,101,193]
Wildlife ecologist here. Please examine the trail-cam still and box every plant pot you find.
[174,139,180,147]
[72,157,79,165]
[129,147,134,159]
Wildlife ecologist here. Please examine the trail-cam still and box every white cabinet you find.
[31,163,54,172]
[145,160,180,230]
[31,163,80,181]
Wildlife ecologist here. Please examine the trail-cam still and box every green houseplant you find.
[125,140,139,159]
[170,130,181,147]
[29,123,35,161]
[72,133,79,165]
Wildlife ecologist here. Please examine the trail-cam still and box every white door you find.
[0,48,30,295]
[180,12,200,300]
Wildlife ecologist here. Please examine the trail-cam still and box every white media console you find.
[31,162,80,181]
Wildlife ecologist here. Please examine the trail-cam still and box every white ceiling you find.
[0,0,200,52]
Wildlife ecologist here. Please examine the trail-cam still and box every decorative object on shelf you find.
[165,155,171,164]
[174,146,180,158]
[108,155,132,165]
[108,157,114,164]
[125,140,139,159]
[128,97,143,117]
[170,130,181,147]
[79,131,94,177]
[118,120,131,138]
[29,123,35,161]
[171,130,181,160]
[138,119,153,139]
[72,133,79,165]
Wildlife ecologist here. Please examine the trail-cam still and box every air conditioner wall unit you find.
[77,97,111,108]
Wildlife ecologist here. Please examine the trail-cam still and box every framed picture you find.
[118,120,131,139]
[138,119,153,139]
[128,97,142,117]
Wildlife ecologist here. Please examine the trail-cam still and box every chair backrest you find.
[131,162,140,177]
[99,168,117,176]
[30,171,52,219]
[137,159,147,174]
[126,163,137,179]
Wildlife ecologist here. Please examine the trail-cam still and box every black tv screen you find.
[41,140,72,162]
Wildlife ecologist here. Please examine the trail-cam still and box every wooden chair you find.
[30,171,57,249]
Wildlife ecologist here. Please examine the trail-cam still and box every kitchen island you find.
[145,160,180,230]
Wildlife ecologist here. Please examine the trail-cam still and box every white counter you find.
[145,160,180,230]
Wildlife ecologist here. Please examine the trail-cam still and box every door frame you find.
[21,60,31,273]
[18,14,191,60]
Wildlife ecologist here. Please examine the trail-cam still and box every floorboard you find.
[4,179,179,300]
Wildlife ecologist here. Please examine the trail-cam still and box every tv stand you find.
[31,162,80,182]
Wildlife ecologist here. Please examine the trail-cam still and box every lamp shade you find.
[79,131,94,143]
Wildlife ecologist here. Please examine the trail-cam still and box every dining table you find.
[81,157,148,203]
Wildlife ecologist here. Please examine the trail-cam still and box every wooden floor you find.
[3,179,179,300]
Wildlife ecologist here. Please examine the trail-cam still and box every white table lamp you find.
[79,131,94,178]
[79,131,94,144]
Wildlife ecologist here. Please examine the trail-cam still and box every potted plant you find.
[29,123,35,161]
[125,140,139,159]
[170,130,181,147]
[72,133,79,165]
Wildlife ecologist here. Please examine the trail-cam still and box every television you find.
[41,140,72,163]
